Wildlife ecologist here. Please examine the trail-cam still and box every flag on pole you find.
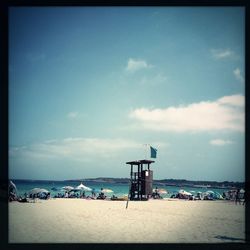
[150,146,157,158]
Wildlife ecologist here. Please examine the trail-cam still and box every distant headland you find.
[12,177,244,189]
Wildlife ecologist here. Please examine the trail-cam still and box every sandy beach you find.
[9,198,245,243]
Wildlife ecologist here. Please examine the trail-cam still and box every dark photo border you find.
[1,1,249,250]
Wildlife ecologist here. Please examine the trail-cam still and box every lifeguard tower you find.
[126,159,154,200]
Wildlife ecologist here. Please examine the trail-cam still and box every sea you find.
[12,179,231,198]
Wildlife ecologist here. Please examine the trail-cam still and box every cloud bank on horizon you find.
[9,7,245,182]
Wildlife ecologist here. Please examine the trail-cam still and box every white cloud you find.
[218,94,245,107]
[233,68,244,83]
[210,49,234,60]
[210,139,234,146]
[125,58,152,72]
[9,138,167,163]
[67,111,79,119]
[129,94,245,133]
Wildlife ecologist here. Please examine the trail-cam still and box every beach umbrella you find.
[9,180,17,190]
[206,190,215,194]
[102,188,113,193]
[9,181,18,195]
[28,188,49,195]
[202,190,218,200]
[153,188,168,194]
[9,180,18,200]
[213,191,224,200]
[75,183,92,192]
[205,190,219,198]
[61,186,74,191]
[179,190,192,196]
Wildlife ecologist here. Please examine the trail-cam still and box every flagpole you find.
[144,144,149,160]
[126,180,131,209]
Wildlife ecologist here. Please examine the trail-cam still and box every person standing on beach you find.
[100,188,104,197]
[82,190,86,198]
[235,189,241,205]
[242,191,245,205]
[91,188,96,198]
[154,187,160,199]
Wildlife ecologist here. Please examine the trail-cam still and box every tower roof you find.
[126,159,155,165]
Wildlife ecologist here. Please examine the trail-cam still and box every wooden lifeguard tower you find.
[126,159,154,200]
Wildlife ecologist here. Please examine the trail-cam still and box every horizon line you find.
[10,177,245,183]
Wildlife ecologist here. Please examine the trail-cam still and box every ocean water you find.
[11,179,230,199]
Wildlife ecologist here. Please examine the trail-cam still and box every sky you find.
[9,7,245,182]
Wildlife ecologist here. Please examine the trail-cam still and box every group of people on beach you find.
[221,189,245,204]
[8,180,246,204]
[8,180,109,202]
[53,188,107,200]
[218,190,244,203]
[169,188,245,203]
[8,181,29,203]
[26,192,51,200]
[152,187,162,199]
[9,187,108,203]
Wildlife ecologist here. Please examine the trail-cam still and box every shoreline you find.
[9,198,245,243]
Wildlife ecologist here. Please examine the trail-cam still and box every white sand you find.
[9,198,245,243]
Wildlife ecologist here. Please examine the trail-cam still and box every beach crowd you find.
[8,180,245,204]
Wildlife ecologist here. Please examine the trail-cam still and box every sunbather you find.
[97,188,106,199]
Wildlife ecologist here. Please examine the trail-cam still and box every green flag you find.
[150,146,157,158]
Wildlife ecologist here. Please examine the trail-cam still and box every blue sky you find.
[9,7,245,181]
